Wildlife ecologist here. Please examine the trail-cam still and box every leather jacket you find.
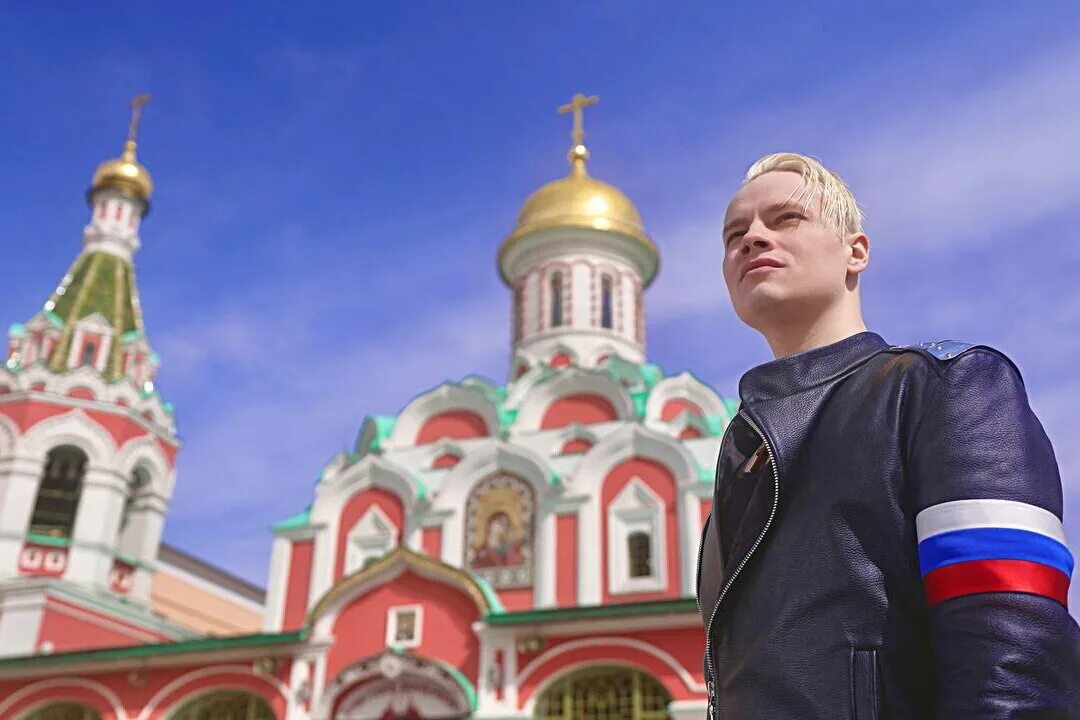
[696,331,1080,719]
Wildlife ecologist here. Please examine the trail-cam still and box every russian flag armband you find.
[916,499,1074,608]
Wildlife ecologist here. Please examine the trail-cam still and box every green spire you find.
[43,250,144,380]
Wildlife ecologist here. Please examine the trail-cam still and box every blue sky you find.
[2,3,1079,613]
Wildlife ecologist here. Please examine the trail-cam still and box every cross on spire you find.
[558,93,598,147]
[126,94,152,146]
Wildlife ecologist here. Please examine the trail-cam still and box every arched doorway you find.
[535,665,671,720]
[327,651,473,719]
[19,703,101,720]
[168,691,275,720]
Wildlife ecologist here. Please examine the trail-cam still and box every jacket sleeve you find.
[908,347,1080,718]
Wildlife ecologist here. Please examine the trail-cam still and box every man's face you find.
[722,171,858,331]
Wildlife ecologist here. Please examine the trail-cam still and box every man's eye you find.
[778,212,802,222]
[725,232,744,246]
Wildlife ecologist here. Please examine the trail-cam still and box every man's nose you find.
[740,218,772,251]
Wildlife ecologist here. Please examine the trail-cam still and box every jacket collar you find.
[739,330,890,404]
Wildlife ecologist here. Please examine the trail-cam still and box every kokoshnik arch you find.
[0,94,732,719]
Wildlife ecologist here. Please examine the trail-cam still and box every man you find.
[696,152,1080,718]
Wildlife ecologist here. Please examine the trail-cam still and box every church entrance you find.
[534,666,671,720]
[328,652,472,720]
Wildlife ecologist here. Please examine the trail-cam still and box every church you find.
[0,95,733,719]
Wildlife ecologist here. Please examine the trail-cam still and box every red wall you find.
[600,458,680,604]
[283,539,314,630]
[416,410,488,445]
[661,398,703,421]
[325,570,480,683]
[556,514,577,606]
[421,527,442,558]
[37,598,169,653]
[540,394,617,430]
[335,488,405,580]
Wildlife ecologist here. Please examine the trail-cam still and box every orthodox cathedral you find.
[0,95,735,719]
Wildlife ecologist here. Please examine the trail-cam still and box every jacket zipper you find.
[702,409,781,719]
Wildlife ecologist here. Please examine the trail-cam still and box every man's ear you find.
[846,232,869,274]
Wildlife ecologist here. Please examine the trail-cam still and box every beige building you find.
[150,544,264,635]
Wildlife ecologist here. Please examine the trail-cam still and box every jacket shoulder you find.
[885,339,1024,385]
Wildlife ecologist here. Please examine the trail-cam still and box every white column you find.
[120,492,168,603]
[264,535,292,632]
[680,488,703,596]
[0,455,44,578]
[534,510,556,608]
[577,497,601,605]
[65,466,127,589]
[0,584,46,657]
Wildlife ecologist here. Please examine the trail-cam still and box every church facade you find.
[0,96,729,719]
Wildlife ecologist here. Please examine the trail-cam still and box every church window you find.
[607,478,666,593]
[168,691,274,720]
[81,341,97,367]
[628,531,652,578]
[601,274,613,329]
[29,446,88,540]
[386,604,423,648]
[535,666,671,720]
[344,505,397,576]
[550,272,564,328]
[19,702,101,720]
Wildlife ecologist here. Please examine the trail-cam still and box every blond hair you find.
[744,152,864,236]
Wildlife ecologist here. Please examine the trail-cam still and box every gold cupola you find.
[499,94,658,285]
[90,95,154,204]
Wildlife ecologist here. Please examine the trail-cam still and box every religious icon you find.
[465,474,534,588]
[394,609,416,643]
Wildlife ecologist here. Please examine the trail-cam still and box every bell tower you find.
[0,97,184,657]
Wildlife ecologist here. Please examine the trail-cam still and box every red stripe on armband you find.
[923,558,1070,608]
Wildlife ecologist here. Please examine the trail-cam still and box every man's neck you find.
[762,306,868,359]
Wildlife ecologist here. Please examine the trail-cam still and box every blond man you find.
[695,153,1079,718]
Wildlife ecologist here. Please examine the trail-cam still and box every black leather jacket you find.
[696,331,1080,719]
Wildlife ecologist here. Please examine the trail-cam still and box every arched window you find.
[120,466,151,533]
[18,702,101,720]
[600,274,613,329]
[536,666,671,720]
[167,690,274,720]
[29,446,88,539]
[628,531,652,578]
[81,341,96,367]
[550,272,564,328]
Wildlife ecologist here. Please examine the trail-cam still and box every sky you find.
[2,3,1080,613]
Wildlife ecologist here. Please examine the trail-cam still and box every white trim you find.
[516,636,706,696]
[385,603,424,649]
[136,664,289,720]
[0,677,129,720]
[344,504,398,576]
[915,498,1067,543]
[263,536,291,632]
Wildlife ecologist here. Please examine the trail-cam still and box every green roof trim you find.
[698,461,715,483]
[498,406,518,432]
[485,597,698,625]
[8,323,26,338]
[630,390,648,419]
[724,397,741,417]
[640,362,664,388]
[432,656,478,711]
[121,330,144,342]
[26,533,71,548]
[0,630,306,671]
[466,571,505,614]
[44,310,64,327]
[367,415,396,452]
[271,506,312,532]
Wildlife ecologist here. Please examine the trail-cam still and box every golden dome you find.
[499,145,658,282]
[91,139,153,202]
